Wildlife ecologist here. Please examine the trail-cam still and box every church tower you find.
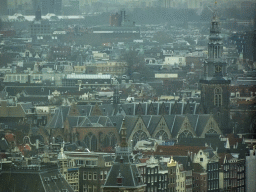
[200,1,231,134]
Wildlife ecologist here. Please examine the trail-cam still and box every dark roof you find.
[0,163,74,192]
[192,163,205,173]
[104,162,145,188]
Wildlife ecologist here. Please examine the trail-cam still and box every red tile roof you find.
[5,134,15,142]
[144,145,207,156]
[139,158,149,163]
[218,153,233,165]
[18,144,31,155]
[227,134,243,146]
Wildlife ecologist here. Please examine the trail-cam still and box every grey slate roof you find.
[46,106,69,129]
[0,163,74,192]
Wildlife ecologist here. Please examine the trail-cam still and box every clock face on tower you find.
[215,65,222,73]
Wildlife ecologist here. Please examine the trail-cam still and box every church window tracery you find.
[214,87,222,107]
[84,132,97,151]
[132,130,148,146]
[178,130,193,140]
[155,130,168,140]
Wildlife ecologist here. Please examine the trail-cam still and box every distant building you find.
[30,7,51,38]
[0,160,74,192]
[0,0,8,15]
[246,147,256,192]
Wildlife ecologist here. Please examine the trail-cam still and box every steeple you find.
[208,1,223,61]
[203,0,227,79]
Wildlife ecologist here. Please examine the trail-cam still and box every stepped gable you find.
[46,106,69,129]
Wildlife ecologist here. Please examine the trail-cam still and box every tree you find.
[152,31,173,44]
[122,49,144,76]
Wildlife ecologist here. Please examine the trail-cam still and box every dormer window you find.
[116,172,123,185]
[120,156,124,163]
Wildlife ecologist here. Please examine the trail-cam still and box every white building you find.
[246,147,256,192]
[164,56,186,67]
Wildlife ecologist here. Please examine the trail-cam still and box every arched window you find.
[155,130,169,140]
[103,132,117,148]
[104,135,110,147]
[84,132,97,151]
[132,130,148,146]
[214,87,222,107]
[109,132,117,147]
[178,130,193,140]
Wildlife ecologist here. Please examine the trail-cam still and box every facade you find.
[167,156,193,192]
[137,156,168,192]
[50,46,71,61]
[58,147,115,192]
[192,163,207,192]
[62,74,112,87]
[245,147,256,192]
[221,154,245,192]
[94,61,128,75]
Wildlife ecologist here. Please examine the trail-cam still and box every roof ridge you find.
[171,115,176,133]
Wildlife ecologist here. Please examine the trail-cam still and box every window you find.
[93,185,97,192]
[83,184,88,192]
[104,171,107,179]
[200,158,203,162]
[83,172,87,180]
[100,171,103,180]
[93,172,97,180]
[88,172,92,180]
[214,87,222,107]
